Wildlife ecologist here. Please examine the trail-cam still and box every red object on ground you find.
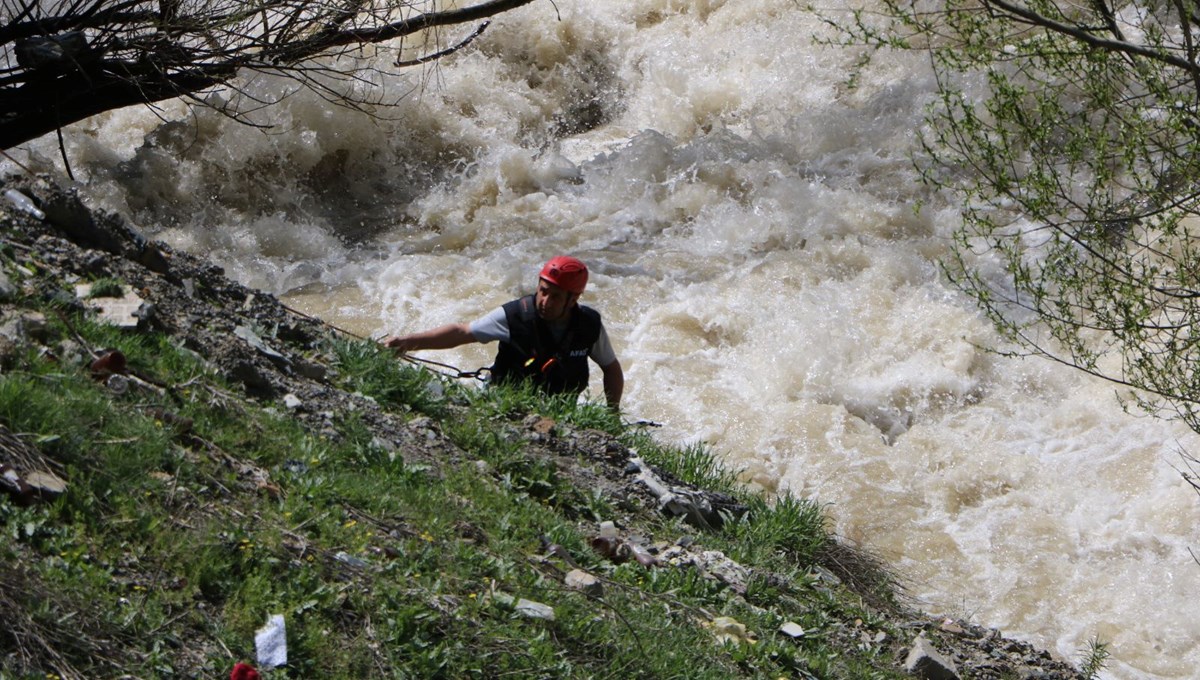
[230,662,260,680]
[89,349,127,378]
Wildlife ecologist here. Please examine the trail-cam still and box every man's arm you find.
[600,359,624,411]
[382,324,476,353]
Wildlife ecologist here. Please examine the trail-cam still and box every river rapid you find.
[6,1,1199,677]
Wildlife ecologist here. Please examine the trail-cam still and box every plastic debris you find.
[254,613,287,669]
[626,454,741,529]
[4,189,45,220]
[105,374,130,395]
[230,662,260,680]
[89,349,127,379]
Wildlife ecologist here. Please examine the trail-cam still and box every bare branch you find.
[0,0,537,149]
[984,0,1200,75]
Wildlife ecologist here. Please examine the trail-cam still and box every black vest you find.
[490,295,602,396]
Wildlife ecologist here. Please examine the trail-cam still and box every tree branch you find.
[0,0,538,149]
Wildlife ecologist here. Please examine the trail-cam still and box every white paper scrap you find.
[255,613,288,669]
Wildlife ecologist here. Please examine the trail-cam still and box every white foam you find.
[7,1,1199,676]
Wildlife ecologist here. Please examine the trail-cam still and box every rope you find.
[278,301,489,382]
[397,353,490,382]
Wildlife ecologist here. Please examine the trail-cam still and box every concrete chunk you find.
[905,635,960,680]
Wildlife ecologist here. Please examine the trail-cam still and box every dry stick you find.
[53,309,101,360]
[0,147,36,176]
[395,21,490,67]
[56,127,75,181]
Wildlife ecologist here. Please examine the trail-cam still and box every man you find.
[382,256,624,410]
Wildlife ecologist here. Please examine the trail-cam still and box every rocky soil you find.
[0,174,1089,679]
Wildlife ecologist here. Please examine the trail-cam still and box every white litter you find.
[255,613,287,669]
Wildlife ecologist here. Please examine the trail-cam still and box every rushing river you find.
[6,1,1199,677]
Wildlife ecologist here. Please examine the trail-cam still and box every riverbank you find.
[0,174,1093,678]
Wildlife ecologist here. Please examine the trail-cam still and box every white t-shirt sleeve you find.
[468,307,510,344]
[590,325,617,367]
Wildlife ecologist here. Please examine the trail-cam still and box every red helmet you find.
[539,256,588,294]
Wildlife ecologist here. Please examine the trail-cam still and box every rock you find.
[0,463,33,505]
[294,359,327,381]
[0,464,66,505]
[227,360,276,397]
[234,325,290,368]
[779,621,806,638]
[25,470,67,499]
[564,569,603,597]
[37,185,117,251]
[708,616,754,646]
[906,635,960,680]
[0,311,48,344]
[0,272,17,301]
[334,551,369,568]
[940,619,966,635]
[695,549,749,593]
[80,286,145,328]
[514,598,555,620]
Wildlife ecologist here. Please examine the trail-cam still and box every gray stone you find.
[565,569,603,597]
[779,621,806,638]
[514,598,555,620]
[906,635,960,680]
[0,273,17,301]
[77,284,144,328]
[0,311,48,345]
[295,359,327,381]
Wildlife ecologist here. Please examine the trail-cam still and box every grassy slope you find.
[0,206,1087,679]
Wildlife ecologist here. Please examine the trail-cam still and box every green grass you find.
[0,298,912,678]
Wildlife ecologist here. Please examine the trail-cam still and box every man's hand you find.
[381,335,414,354]
[601,359,624,412]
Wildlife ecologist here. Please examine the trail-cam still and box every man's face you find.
[536,278,579,322]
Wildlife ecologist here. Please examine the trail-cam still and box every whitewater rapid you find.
[6,1,1198,677]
